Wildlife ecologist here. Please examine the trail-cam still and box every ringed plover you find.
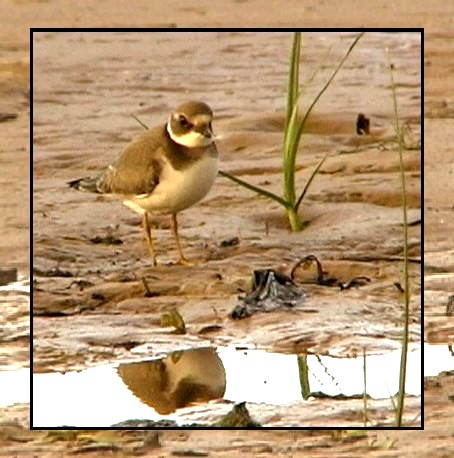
[69,101,219,266]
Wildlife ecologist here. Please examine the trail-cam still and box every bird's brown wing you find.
[96,126,166,196]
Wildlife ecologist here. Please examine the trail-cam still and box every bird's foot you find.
[147,253,158,267]
[174,256,196,266]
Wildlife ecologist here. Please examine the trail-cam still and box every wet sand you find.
[32,31,421,371]
[0,0,452,456]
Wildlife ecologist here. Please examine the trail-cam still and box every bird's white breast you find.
[125,154,218,216]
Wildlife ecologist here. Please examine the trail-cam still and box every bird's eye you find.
[178,115,190,127]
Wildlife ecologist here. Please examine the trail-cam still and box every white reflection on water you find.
[1,343,450,427]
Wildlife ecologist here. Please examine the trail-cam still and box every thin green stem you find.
[131,113,149,130]
[283,33,302,208]
[363,347,368,427]
[388,50,411,428]
[295,33,365,147]
[295,153,330,212]
[287,207,304,231]
[297,354,311,400]
[285,32,302,134]
[283,113,299,208]
[218,170,292,209]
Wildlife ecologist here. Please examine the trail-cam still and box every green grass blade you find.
[218,170,292,209]
[285,32,302,134]
[284,95,301,158]
[295,152,329,211]
[306,43,334,89]
[386,385,398,416]
[283,40,332,157]
[283,102,301,205]
[284,33,364,225]
[283,32,302,208]
[295,33,365,145]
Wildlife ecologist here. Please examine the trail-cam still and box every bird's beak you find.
[196,124,213,139]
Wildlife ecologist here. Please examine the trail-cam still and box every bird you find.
[68,101,219,266]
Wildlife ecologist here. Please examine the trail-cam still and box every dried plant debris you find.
[33,266,74,278]
[340,276,371,290]
[161,308,187,334]
[290,255,371,290]
[230,269,306,319]
[172,450,209,457]
[89,235,123,245]
[356,113,370,135]
[111,419,180,428]
[141,276,160,297]
[400,121,421,150]
[68,279,95,291]
[197,324,224,334]
[219,236,240,248]
[111,406,261,428]
[215,402,261,427]
[0,112,18,123]
[87,225,123,245]
[393,281,405,293]
[291,255,336,285]
[44,430,160,454]
[446,295,454,317]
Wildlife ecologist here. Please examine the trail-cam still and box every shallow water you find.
[24,343,448,427]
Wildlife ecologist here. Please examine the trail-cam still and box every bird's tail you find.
[67,176,100,193]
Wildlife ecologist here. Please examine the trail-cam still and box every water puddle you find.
[22,343,451,427]
[0,368,30,408]
[0,275,30,296]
